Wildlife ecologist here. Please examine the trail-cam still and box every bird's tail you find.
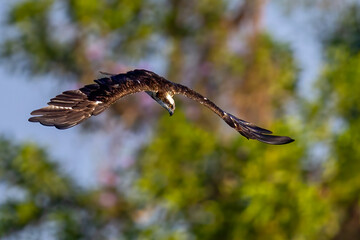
[223,113,294,145]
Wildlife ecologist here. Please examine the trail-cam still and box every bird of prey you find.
[29,69,294,145]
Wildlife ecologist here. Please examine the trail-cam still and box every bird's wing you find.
[173,83,294,145]
[29,69,169,129]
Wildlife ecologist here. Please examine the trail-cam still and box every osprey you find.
[29,69,294,145]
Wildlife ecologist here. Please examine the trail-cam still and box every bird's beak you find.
[169,110,174,116]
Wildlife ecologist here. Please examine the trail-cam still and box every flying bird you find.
[29,69,294,145]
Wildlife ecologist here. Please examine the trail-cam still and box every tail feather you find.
[223,113,294,145]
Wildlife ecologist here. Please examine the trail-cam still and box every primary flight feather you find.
[29,69,294,145]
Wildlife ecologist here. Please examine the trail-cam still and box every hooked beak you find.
[169,109,174,116]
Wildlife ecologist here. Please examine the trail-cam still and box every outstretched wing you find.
[29,69,294,145]
[29,69,170,129]
[173,83,294,145]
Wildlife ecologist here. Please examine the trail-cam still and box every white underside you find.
[166,93,174,105]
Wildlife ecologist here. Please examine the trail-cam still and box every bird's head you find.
[157,92,176,116]
[147,91,175,116]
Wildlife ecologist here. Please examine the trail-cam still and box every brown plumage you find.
[29,69,294,145]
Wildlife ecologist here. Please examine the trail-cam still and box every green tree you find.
[2,0,294,128]
[310,4,360,239]
[134,113,329,239]
[3,0,360,240]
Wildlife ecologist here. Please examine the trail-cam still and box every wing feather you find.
[29,69,294,145]
[29,70,161,129]
[173,83,294,145]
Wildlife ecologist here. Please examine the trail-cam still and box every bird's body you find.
[29,69,294,145]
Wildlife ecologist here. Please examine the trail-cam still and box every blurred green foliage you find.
[1,0,360,240]
[135,113,329,240]
[0,137,139,239]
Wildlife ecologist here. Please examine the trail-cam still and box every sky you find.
[265,2,322,99]
[0,1,327,190]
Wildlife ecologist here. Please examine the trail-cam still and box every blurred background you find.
[1,0,360,239]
